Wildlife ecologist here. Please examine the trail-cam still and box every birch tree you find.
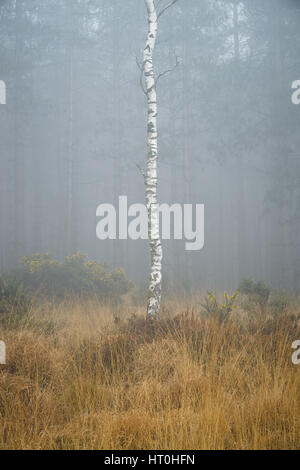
[139,0,178,320]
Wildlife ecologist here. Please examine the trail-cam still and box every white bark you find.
[143,0,162,320]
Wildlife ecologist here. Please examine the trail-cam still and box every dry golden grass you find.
[0,296,299,450]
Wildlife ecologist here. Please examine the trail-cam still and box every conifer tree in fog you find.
[139,0,178,320]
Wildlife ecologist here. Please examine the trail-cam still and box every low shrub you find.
[238,279,271,314]
[269,289,290,316]
[4,252,133,303]
[0,276,32,320]
[199,291,238,324]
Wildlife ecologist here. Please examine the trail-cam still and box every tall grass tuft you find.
[0,296,299,450]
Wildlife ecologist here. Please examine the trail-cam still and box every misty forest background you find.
[0,0,300,295]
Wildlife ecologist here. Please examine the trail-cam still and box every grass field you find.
[0,296,299,450]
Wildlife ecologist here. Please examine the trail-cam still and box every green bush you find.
[269,289,290,316]
[0,276,32,319]
[200,291,238,324]
[13,252,133,302]
[238,279,271,314]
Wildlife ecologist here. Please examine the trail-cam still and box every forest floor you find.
[0,296,299,450]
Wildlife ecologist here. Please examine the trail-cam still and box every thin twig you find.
[135,55,143,72]
[136,56,147,96]
[136,163,146,183]
[156,54,179,85]
[155,0,164,9]
[157,0,178,19]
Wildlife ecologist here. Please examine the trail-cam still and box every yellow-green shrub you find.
[14,252,133,302]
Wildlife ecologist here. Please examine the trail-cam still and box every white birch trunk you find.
[143,0,163,320]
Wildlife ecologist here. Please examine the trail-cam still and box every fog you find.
[0,0,300,293]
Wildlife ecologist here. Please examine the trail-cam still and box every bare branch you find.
[157,0,178,19]
[155,0,164,9]
[136,163,146,183]
[135,55,143,72]
[136,56,147,96]
[155,54,179,86]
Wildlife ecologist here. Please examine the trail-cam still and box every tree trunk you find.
[143,0,163,320]
[66,41,74,255]
[233,0,247,284]
[66,1,75,256]
[13,0,24,265]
